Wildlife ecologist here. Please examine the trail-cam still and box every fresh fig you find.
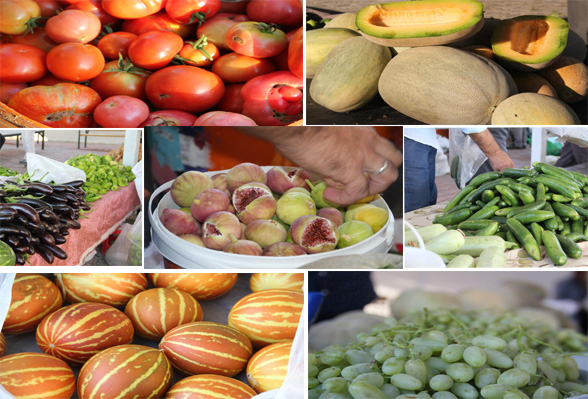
[179,207,191,214]
[306,180,339,208]
[284,187,312,197]
[272,214,290,229]
[345,204,388,232]
[223,234,263,255]
[226,162,267,193]
[290,215,339,254]
[266,166,311,194]
[202,211,242,250]
[161,208,201,236]
[179,234,205,247]
[263,242,308,256]
[276,191,317,225]
[244,219,288,248]
[317,207,344,227]
[170,171,214,207]
[211,172,231,196]
[337,220,374,248]
[190,188,231,222]
[232,182,277,224]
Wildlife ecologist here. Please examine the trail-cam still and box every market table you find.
[27,183,140,266]
[405,201,588,267]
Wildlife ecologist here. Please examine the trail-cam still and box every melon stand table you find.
[27,183,141,266]
[405,201,588,267]
[1,274,289,398]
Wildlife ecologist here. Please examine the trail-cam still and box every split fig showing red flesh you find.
[170,171,214,207]
[266,166,311,194]
[244,219,288,248]
[161,208,202,236]
[190,188,231,222]
[290,215,339,254]
[223,235,263,255]
[262,242,308,256]
[202,211,242,250]
[226,162,267,193]
[232,182,277,224]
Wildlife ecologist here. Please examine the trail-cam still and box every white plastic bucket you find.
[148,167,395,269]
[403,221,446,268]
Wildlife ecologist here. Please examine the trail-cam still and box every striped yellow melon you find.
[3,274,63,334]
[228,289,303,348]
[149,273,238,301]
[247,341,292,393]
[124,287,203,340]
[159,321,252,377]
[165,374,257,399]
[249,273,304,292]
[78,344,172,399]
[36,302,134,365]
[54,273,148,307]
[0,352,75,399]
[0,333,5,357]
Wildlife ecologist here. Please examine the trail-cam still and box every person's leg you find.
[555,142,576,168]
[404,138,437,212]
[570,143,588,165]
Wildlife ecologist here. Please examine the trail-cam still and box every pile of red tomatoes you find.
[0,0,303,127]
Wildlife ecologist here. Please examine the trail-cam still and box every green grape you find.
[405,359,427,385]
[318,367,342,383]
[480,384,514,399]
[417,392,432,399]
[426,330,449,344]
[446,363,474,383]
[537,361,558,383]
[504,389,530,399]
[513,354,536,375]
[375,346,395,363]
[320,391,354,399]
[353,372,385,388]
[383,357,406,376]
[463,346,487,368]
[562,356,579,381]
[427,357,450,373]
[396,395,419,399]
[395,348,410,359]
[483,348,513,369]
[451,382,478,399]
[560,381,588,395]
[309,377,320,389]
[412,345,434,360]
[369,342,386,355]
[356,333,371,343]
[348,381,387,399]
[391,374,424,390]
[442,345,465,363]
[541,353,564,369]
[531,386,558,399]
[323,377,349,393]
[310,353,319,366]
[432,391,458,399]
[341,363,378,379]
[364,336,382,347]
[381,384,401,398]
[497,368,530,388]
[475,368,501,389]
[321,350,346,366]
[345,349,374,365]
[473,335,507,351]
[310,364,319,377]
[555,367,566,383]
[429,374,454,391]
[309,388,324,399]
[411,337,447,352]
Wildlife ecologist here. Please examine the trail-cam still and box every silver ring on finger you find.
[367,159,389,176]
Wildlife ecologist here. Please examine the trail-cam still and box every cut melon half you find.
[491,15,569,71]
[356,0,484,46]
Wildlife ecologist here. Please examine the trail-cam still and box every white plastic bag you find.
[132,160,143,206]
[104,223,134,266]
[26,153,86,184]
[545,127,588,148]
[127,212,143,266]
[448,129,488,189]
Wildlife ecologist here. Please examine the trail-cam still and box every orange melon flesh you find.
[492,16,568,64]
[356,0,483,38]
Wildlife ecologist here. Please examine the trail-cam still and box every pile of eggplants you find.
[0,180,90,265]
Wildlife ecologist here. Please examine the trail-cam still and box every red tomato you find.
[178,36,219,67]
[219,0,249,13]
[8,27,58,53]
[197,12,249,52]
[140,110,198,126]
[32,0,60,18]
[121,11,196,39]
[89,59,150,100]
[145,65,225,113]
[0,0,41,35]
[272,28,297,71]
[66,0,120,27]
[165,0,220,24]
[288,27,303,78]
[45,9,102,44]
[0,44,47,83]
[46,43,105,82]
[216,83,245,113]
[194,111,256,126]
[101,0,165,19]
[7,83,102,127]
[93,95,149,127]
[246,0,302,27]
[241,70,302,126]
[97,32,137,59]
[128,31,183,70]
[226,21,287,58]
[29,73,69,86]
[211,53,275,83]
[0,82,27,103]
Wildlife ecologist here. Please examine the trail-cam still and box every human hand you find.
[488,150,514,172]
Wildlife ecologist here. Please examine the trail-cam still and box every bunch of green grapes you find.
[309,312,587,399]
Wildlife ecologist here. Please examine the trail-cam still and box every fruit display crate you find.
[148,166,396,269]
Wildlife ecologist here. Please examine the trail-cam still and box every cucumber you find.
[495,207,515,216]
[495,232,507,240]
[496,185,519,206]
[556,234,582,259]
[445,185,475,212]
[568,204,588,219]
[481,190,494,203]
[469,206,499,221]
[451,236,509,257]
[542,230,567,266]
[568,170,588,186]
[506,218,541,261]
[433,208,472,225]
[445,202,472,215]
[571,218,583,234]
[535,175,578,199]
[565,232,588,242]
[467,171,502,189]
[458,219,498,230]
[507,200,546,218]
[551,194,572,202]
[475,222,499,236]
[518,190,535,205]
[571,197,588,208]
[405,224,447,246]
[507,181,535,194]
[552,202,581,221]
[529,222,544,247]
[511,210,555,224]
[502,168,536,178]
[535,182,546,202]
[446,254,476,268]
[464,178,511,204]
[543,203,559,231]
[425,230,465,255]
[476,246,506,268]
[562,222,572,235]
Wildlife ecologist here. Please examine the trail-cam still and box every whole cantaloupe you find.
[378,46,517,124]
[537,56,588,103]
[491,93,580,125]
[509,71,557,98]
[310,36,391,112]
[306,28,360,78]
